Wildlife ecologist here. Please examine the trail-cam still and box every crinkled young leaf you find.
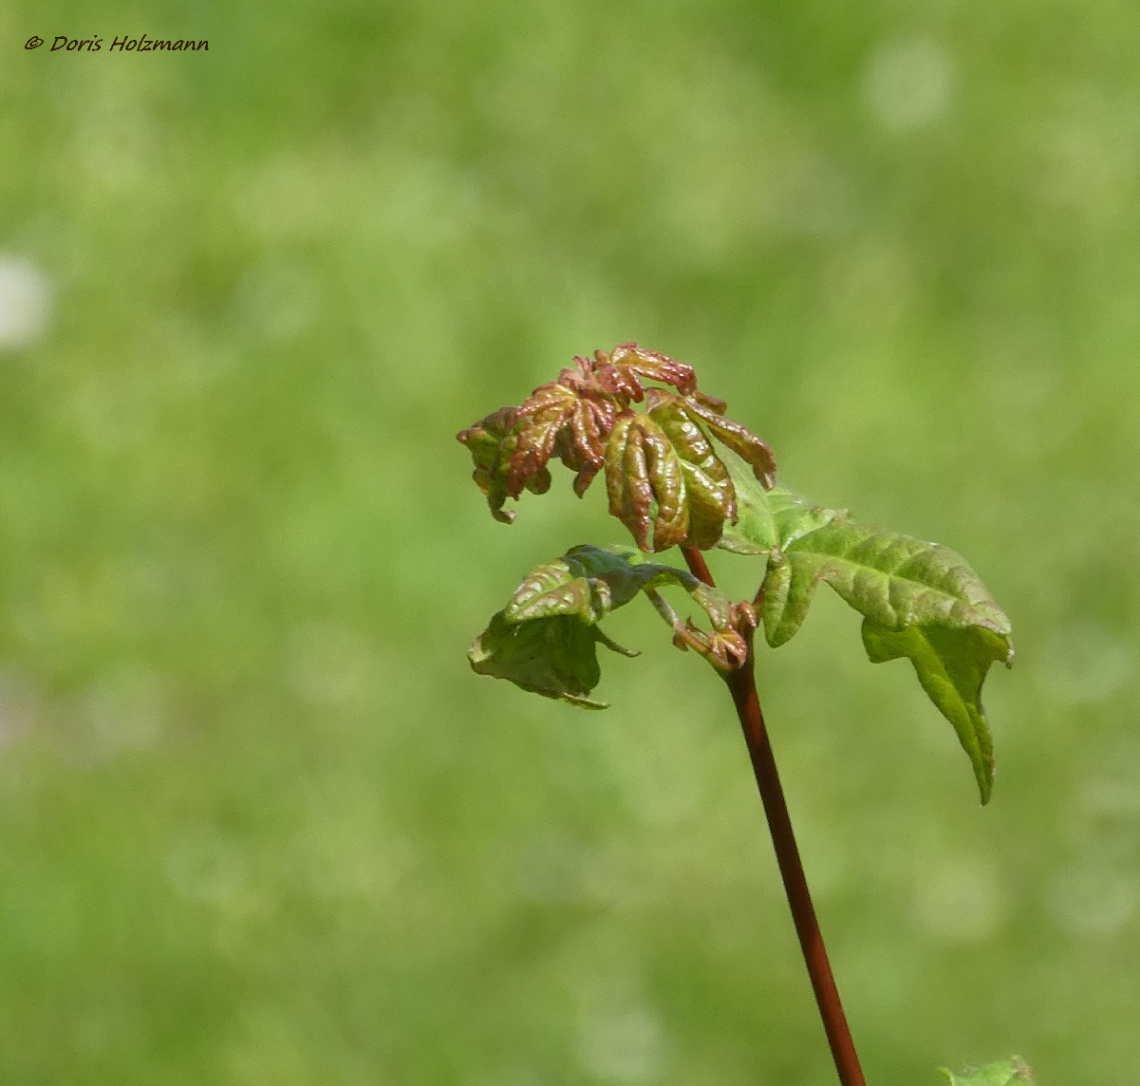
[603,395,770,553]
[468,544,744,705]
[648,394,737,550]
[457,381,613,525]
[684,396,778,489]
[862,621,1011,804]
[457,344,703,525]
[604,415,688,551]
[939,1057,1034,1085]
[504,383,586,495]
[587,342,700,399]
[458,345,777,542]
[456,406,553,523]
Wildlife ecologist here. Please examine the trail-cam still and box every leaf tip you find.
[977,756,995,806]
[562,694,610,710]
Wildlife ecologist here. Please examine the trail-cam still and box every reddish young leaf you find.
[457,406,551,523]
[647,392,737,549]
[685,396,778,489]
[458,344,777,540]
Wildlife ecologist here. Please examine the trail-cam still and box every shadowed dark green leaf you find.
[863,621,1012,804]
[469,545,740,706]
[939,1057,1035,1085]
[469,611,620,709]
[505,543,701,624]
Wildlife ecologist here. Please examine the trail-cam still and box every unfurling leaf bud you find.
[457,345,777,551]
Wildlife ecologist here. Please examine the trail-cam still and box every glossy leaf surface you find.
[684,395,777,489]
[648,393,740,549]
[604,409,735,551]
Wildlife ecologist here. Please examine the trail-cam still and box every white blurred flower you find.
[0,256,53,350]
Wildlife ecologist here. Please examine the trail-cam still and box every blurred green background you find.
[2,1,1138,1083]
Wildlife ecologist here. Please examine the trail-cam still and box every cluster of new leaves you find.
[940,1057,1034,1085]
[461,350,1022,1079]
[468,545,753,708]
[719,460,1013,804]
[461,345,1013,804]
[457,344,776,551]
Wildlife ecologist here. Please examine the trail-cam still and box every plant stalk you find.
[681,545,867,1086]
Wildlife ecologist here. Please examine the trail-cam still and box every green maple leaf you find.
[719,468,1013,804]
[862,622,1011,804]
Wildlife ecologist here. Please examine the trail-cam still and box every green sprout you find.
[458,344,1026,1085]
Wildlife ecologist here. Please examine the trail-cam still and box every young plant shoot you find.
[458,344,1025,1086]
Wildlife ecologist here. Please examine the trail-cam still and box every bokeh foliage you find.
[2,0,1139,1083]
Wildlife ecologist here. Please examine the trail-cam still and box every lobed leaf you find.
[648,393,738,550]
[716,453,780,555]
[605,415,684,551]
[504,543,698,624]
[719,479,1013,803]
[601,393,776,553]
[504,383,584,496]
[754,489,1009,649]
[718,463,840,557]
[939,1057,1034,1085]
[590,342,700,398]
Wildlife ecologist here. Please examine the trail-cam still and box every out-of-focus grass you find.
[1,1,1138,1083]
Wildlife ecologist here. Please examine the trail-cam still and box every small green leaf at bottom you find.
[939,1056,1034,1084]
[862,620,1012,805]
[468,611,634,709]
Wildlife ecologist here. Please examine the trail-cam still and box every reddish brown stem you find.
[681,545,867,1086]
